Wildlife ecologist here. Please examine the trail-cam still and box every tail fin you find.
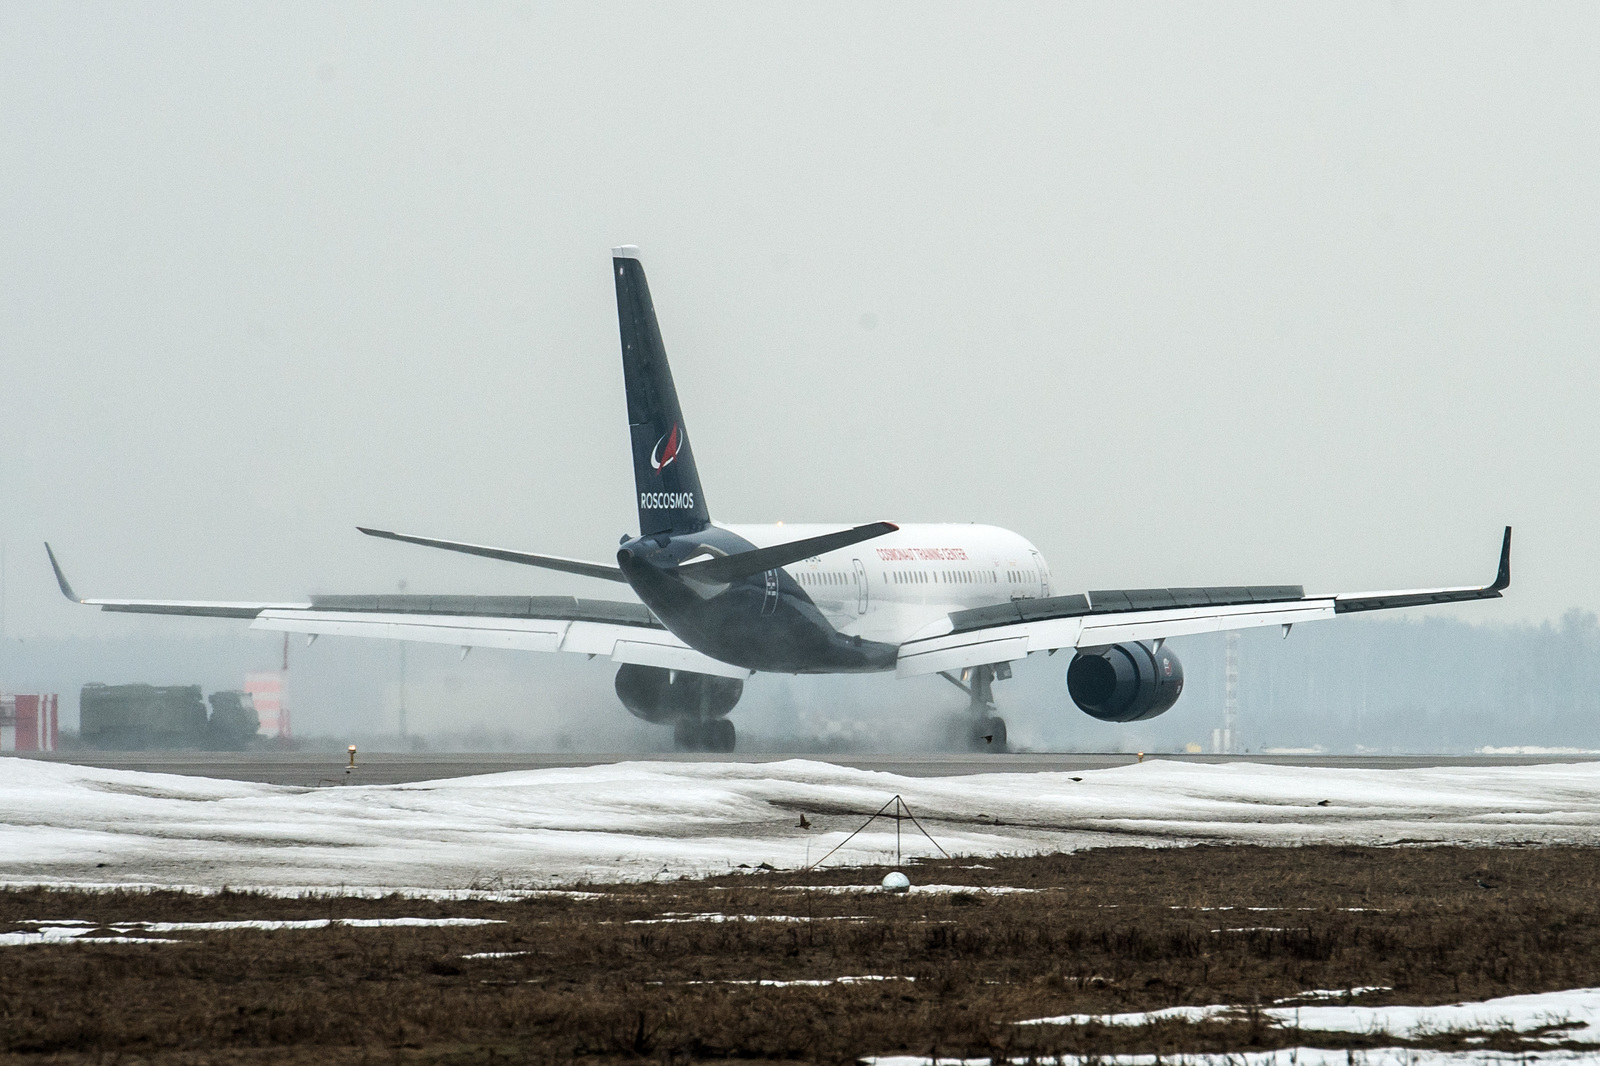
[613,246,712,536]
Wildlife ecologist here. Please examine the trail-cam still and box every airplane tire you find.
[707,718,736,753]
[969,716,1008,753]
[673,718,704,752]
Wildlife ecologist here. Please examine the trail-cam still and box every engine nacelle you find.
[1066,642,1184,722]
[614,664,744,724]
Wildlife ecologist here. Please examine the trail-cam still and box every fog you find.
[4,614,1598,754]
[2,4,1597,750]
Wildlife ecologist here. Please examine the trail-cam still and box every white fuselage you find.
[719,523,1051,645]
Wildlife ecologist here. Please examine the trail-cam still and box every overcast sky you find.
[2,2,1596,640]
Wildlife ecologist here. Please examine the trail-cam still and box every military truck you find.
[79,684,259,750]
[205,690,260,750]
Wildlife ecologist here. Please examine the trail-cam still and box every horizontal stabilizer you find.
[358,527,627,583]
[673,522,898,584]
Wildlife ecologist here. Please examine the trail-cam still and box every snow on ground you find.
[890,987,1600,1064]
[626,912,866,924]
[0,916,503,946]
[1020,987,1600,1044]
[4,757,1600,892]
[781,883,1038,895]
[869,1053,1600,1065]
[689,975,913,987]
[1276,986,1393,1003]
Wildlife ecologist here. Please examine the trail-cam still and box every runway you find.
[12,750,1600,786]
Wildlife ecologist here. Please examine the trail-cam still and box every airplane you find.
[47,246,1512,752]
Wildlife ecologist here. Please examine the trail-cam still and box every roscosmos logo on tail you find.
[650,423,682,472]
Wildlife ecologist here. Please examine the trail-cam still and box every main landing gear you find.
[940,662,1011,753]
[673,716,736,753]
[613,665,744,754]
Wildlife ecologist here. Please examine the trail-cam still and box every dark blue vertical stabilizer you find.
[613,246,712,536]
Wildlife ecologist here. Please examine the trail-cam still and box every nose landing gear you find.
[941,663,1011,753]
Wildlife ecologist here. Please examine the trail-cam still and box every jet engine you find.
[1066,641,1184,722]
[613,664,744,724]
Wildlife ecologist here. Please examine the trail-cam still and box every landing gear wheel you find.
[969,716,1008,753]
[706,718,736,753]
[673,718,704,752]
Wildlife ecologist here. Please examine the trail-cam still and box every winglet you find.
[44,543,82,603]
[1492,526,1512,592]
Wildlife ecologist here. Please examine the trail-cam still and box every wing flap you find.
[898,599,1340,677]
[250,610,749,678]
[251,610,569,652]
[307,593,657,626]
[895,635,1031,679]
[1077,600,1337,646]
[610,639,750,678]
[87,600,308,618]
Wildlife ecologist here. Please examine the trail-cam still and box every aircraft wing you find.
[894,527,1511,679]
[45,545,749,679]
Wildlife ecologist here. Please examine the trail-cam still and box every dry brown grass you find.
[3,844,1600,1063]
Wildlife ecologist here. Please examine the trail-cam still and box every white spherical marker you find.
[881,871,911,893]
